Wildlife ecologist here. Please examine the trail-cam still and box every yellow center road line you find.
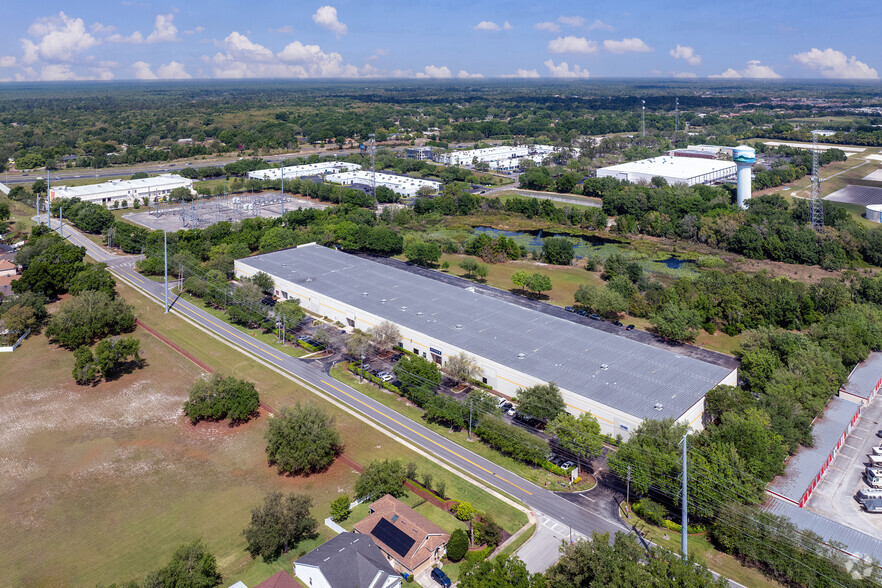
[116,266,532,496]
[124,271,146,285]
[321,379,533,496]
[176,304,285,362]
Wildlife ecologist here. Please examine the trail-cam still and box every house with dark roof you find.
[295,532,401,588]
[353,495,449,576]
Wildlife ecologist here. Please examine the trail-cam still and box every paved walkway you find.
[517,513,586,573]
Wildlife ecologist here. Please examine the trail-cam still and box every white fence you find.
[0,328,30,352]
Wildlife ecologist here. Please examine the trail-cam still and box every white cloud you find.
[107,31,144,43]
[185,26,205,35]
[671,71,698,78]
[544,59,589,78]
[269,25,293,34]
[0,56,17,68]
[557,16,585,27]
[710,60,780,79]
[503,21,513,30]
[670,44,701,66]
[502,68,540,78]
[389,69,413,77]
[312,6,347,37]
[208,32,360,79]
[22,12,98,64]
[457,69,484,78]
[416,65,452,78]
[133,61,158,79]
[548,36,597,54]
[603,38,651,53]
[587,19,613,31]
[474,21,500,31]
[792,48,878,79]
[157,61,191,79]
[146,13,179,43]
[366,48,389,62]
[40,63,79,80]
[535,22,560,32]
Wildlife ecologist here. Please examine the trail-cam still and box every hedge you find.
[298,339,322,352]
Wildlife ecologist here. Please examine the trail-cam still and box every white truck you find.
[870,446,882,456]
[866,467,882,488]
[869,454,882,467]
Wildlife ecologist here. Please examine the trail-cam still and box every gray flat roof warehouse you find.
[235,244,737,435]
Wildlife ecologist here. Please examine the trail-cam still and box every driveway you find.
[517,513,587,573]
[805,394,882,537]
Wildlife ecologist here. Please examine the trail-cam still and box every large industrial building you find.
[437,145,571,170]
[246,162,361,181]
[324,170,442,197]
[234,244,737,438]
[596,156,737,186]
[49,174,194,207]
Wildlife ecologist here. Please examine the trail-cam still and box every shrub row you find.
[347,362,401,394]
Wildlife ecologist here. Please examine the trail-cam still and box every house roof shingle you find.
[296,532,399,588]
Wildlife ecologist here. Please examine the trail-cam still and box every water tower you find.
[733,145,756,209]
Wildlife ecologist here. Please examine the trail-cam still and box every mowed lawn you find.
[0,279,525,587]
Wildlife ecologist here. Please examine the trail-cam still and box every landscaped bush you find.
[298,339,322,352]
[633,497,667,526]
[446,529,469,562]
[541,461,568,476]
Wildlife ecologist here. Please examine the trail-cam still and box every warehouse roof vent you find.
[654,403,664,411]
[454,324,463,331]
[362,292,368,297]
[518,353,526,360]
[306,277,313,282]
[381,298,387,304]
[416,311,423,316]
[600,364,609,371]
[401,306,407,312]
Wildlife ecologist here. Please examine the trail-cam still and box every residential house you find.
[295,532,401,588]
[353,495,449,576]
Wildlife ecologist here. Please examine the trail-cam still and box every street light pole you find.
[163,230,169,313]
[681,432,688,557]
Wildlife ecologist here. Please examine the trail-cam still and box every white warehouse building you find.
[438,145,572,169]
[324,170,442,197]
[234,244,737,439]
[597,156,737,186]
[49,174,194,207]
[246,161,361,181]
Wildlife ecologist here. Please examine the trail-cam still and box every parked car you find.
[507,406,517,416]
[576,309,589,317]
[378,372,394,382]
[431,567,451,587]
[877,430,882,438]
[589,314,602,321]
[613,320,623,327]
[625,324,635,331]
[561,461,575,470]
[497,397,507,407]
[359,363,371,371]
[564,306,575,313]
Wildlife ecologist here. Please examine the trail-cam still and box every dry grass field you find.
[0,280,525,587]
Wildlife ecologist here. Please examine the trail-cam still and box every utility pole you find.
[626,465,631,514]
[681,432,688,557]
[468,397,473,440]
[641,100,646,137]
[675,97,679,132]
[59,204,63,238]
[163,230,169,313]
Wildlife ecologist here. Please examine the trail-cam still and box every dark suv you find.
[431,567,451,587]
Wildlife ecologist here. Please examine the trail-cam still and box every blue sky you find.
[0,0,879,81]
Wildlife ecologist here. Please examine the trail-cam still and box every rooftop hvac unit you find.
[600,364,609,370]
[654,403,664,411]
[454,324,463,331]
[518,353,526,360]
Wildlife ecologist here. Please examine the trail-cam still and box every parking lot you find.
[805,395,882,536]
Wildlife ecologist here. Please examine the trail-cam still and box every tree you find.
[394,354,442,391]
[476,514,502,547]
[517,382,565,422]
[404,241,441,267]
[69,263,117,298]
[447,529,469,562]
[243,492,317,561]
[13,239,86,297]
[345,329,372,365]
[45,290,135,349]
[170,186,195,202]
[0,304,37,334]
[368,320,400,351]
[459,554,540,588]
[183,374,260,424]
[459,257,479,278]
[227,281,265,327]
[94,336,141,379]
[548,412,603,464]
[453,500,476,522]
[542,237,574,266]
[330,494,351,522]
[445,351,478,386]
[474,263,489,281]
[249,271,275,294]
[354,458,406,501]
[525,273,552,297]
[510,269,530,294]
[72,346,99,385]
[141,540,222,588]
[574,283,627,317]
[651,301,703,341]
[265,403,342,475]
[274,299,304,329]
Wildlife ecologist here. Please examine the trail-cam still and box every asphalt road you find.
[50,219,626,542]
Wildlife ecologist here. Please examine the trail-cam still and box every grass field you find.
[0,279,525,587]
